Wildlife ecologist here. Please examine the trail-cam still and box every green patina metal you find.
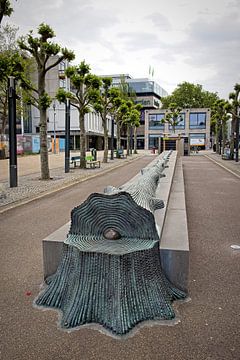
[35,151,186,336]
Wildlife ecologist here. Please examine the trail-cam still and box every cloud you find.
[10,0,119,44]
[145,13,172,31]
[152,11,240,97]
[117,31,163,51]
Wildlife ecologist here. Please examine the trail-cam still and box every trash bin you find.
[0,148,5,159]
[91,148,97,161]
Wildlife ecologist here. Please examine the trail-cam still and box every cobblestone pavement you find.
[0,150,152,212]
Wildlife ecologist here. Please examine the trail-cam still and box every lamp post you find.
[235,111,239,162]
[53,101,56,154]
[110,116,114,160]
[8,76,18,187]
[65,99,70,173]
[130,126,133,155]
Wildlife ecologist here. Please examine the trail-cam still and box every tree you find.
[132,106,141,154]
[0,0,14,25]
[121,101,141,156]
[162,102,182,133]
[211,100,230,155]
[56,61,101,168]
[161,82,219,109]
[113,74,137,151]
[110,96,126,150]
[93,78,120,163]
[0,24,26,137]
[225,84,240,162]
[18,23,75,180]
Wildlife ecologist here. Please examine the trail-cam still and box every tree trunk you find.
[0,90,8,136]
[38,70,50,180]
[215,121,220,154]
[222,121,227,153]
[39,107,50,180]
[102,116,108,163]
[117,124,121,149]
[230,117,235,160]
[126,125,130,156]
[133,126,137,154]
[79,111,86,168]
[235,116,239,162]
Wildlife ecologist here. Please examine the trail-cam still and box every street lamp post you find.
[65,99,70,173]
[53,101,56,154]
[8,76,18,187]
[130,126,133,155]
[235,111,239,162]
[110,116,114,160]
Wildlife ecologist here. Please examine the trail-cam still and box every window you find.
[59,79,66,88]
[189,113,206,129]
[169,113,185,130]
[189,133,206,147]
[148,135,159,148]
[149,113,165,130]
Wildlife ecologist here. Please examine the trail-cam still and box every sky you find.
[4,0,240,99]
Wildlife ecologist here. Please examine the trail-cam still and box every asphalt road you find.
[0,155,240,360]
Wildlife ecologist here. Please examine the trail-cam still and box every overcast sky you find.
[4,0,240,99]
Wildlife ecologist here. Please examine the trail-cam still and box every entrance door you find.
[164,139,176,150]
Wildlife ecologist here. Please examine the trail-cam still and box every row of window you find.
[149,113,207,130]
[148,133,206,148]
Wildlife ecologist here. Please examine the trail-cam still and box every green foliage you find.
[17,23,75,179]
[38,23,55,40]
[18,23,75,69]
[39,92,52,110]
[0,23,30,134]
[161,82,219,109]
[0,0,13,24]
[225,84,240,119]
[162,102,182,133]
[0,51,24,81]
[211,99,230,153]
[55,88,73,103]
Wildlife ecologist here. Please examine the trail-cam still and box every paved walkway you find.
[0,150,152,212]
[0,153,239,360]
[1,149,239,213]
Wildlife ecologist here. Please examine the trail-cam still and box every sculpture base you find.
[35,243,186,336]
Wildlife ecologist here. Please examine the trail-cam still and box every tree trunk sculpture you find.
[35,151,186,336]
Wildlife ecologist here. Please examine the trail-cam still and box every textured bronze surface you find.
[35,151,186,335]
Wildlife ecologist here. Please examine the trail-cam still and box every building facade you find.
[145,108,211,154]
[29,58,114,151]
[105,74,168,149]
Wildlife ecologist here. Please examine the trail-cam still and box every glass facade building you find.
[127,79,168,98]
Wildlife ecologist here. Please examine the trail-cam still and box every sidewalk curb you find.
[204,155,240,179]
[0,155,148,214]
